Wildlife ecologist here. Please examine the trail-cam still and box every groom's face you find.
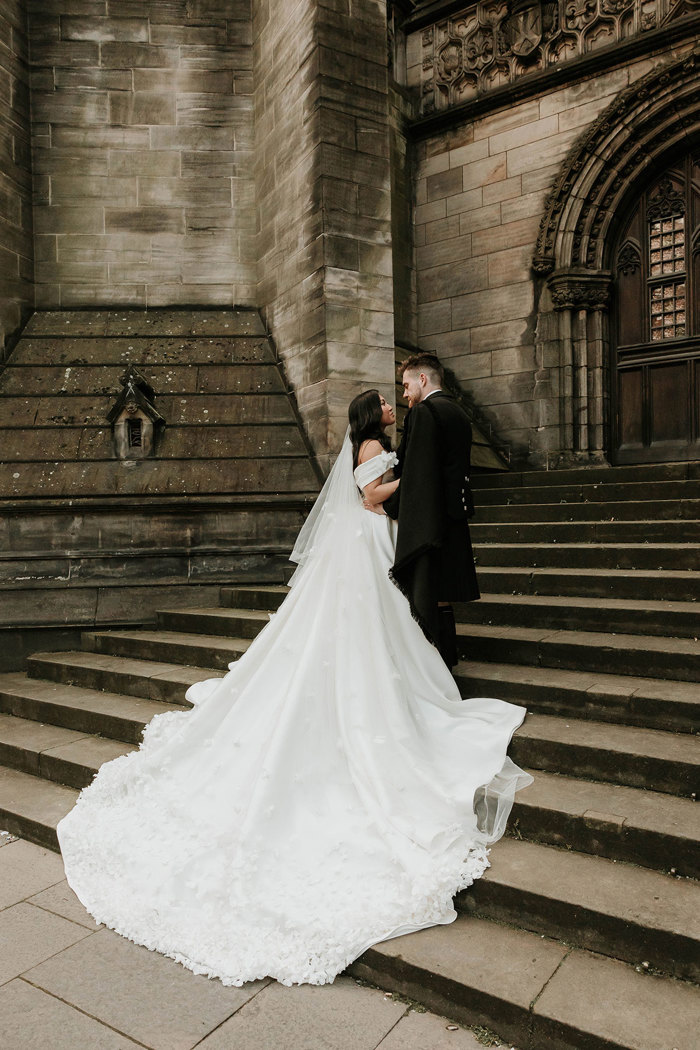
[401,370,424,409]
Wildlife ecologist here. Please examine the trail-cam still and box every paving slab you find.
[0,902,91,985]
[25,927,269,1050]
[377,1007,517,1049]
[0,838,65,909]
[0,979,139,1050]
[531,948,700,1050]
[197,976,406,1050]
[28,878,101,931]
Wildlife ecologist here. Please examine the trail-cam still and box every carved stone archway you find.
[532,49,700,465]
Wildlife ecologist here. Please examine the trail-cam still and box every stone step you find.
[156,606,271,639]
[511,713,698,797]
[0,363,284,397]
[145,601,700,685]
[474,542,700,570]
[476,565,700,602]
[0,672,184,743]
[513,768,699,877]
[457,623,700,681]
[220,584,288,611]
[0,392,297,429]
[475,498,700,523]
[461,838,700,981]
[11,335,275,367]
[475,478,700,506]
[470,519,700,543]
[83,629,251,671]
[0,712,133,790]
[0,456,317,499]
[0,765,78,850]
[27,650,219,704]
[1,423,309,462]
[1,762,696,1050]
[460,592,700,638]
[349,913,699,1050]
[456,660,699,734]
[22,308,266,339]
[471,460,700,488]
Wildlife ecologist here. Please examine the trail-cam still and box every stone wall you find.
[254,0,396,464]
[411,43,699,465]
[0,0,32,363]
[390,83,417,351]
[28,0,256,309]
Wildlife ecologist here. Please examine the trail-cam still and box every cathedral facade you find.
[1,0,700,468]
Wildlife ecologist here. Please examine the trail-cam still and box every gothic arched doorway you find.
[532,49,700,468]
[613,155,700,464]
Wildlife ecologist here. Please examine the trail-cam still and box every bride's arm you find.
[363,475,399,507]
[358,440,399,508]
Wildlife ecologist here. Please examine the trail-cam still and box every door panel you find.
[612,156,700,463]
[650,363,689,445]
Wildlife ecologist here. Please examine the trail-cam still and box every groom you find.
[382,353,479,667]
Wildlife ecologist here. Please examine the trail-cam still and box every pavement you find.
[0,830,518,1050]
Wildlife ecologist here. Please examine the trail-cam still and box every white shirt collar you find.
[423,388,442,401]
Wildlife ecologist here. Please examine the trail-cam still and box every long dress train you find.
[57,439,533,987]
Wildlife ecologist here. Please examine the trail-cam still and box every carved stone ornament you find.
[548,270,612,310]
[465,26,495,70]
[437,37,464,80]
[647,175,686,219]
[617,240,642,275]
[564,0,597,30]
[532,50,700,276]
[107,365,165,460]
[504,2,544,57]
[418,0,696,113]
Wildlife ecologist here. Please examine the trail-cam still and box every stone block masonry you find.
[412,47,697,466]
[0,1,33,363]
[254,0,396,466]
[29,0,256,310]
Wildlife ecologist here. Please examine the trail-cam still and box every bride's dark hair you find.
[348,389,391,468]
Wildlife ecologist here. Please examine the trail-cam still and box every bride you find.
[57,390,532,988]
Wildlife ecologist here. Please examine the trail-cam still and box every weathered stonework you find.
[0,0,32,363]
[410,29,700,465]
[407,0,700,114]
[28,0,256,310]
[254,0,397,465]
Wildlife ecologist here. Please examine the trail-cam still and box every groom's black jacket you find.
[384,391,479,644]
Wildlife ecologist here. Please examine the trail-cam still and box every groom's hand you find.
[363,498,385,515]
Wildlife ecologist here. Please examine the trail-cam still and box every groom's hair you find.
[399,352,444,386]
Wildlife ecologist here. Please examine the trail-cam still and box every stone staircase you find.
[0,308,320,669]
[0,462,698,1048]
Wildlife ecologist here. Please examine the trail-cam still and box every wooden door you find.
[612,155,700,463]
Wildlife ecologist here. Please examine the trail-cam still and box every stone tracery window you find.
[647,181,687,341]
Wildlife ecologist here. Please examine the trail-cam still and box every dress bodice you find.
[353,450,398,491]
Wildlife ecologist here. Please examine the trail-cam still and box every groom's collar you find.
[422,388,444,401]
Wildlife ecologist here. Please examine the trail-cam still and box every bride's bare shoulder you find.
[358,439,386,465]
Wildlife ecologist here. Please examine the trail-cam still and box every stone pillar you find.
[0,0,33,363]
[254,0,396,467]
[546,269,612,464]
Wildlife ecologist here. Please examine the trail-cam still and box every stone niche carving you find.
[107,365,165,460]
[417,0,697,112]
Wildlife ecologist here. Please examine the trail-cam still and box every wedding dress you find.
[58,435,533,987]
